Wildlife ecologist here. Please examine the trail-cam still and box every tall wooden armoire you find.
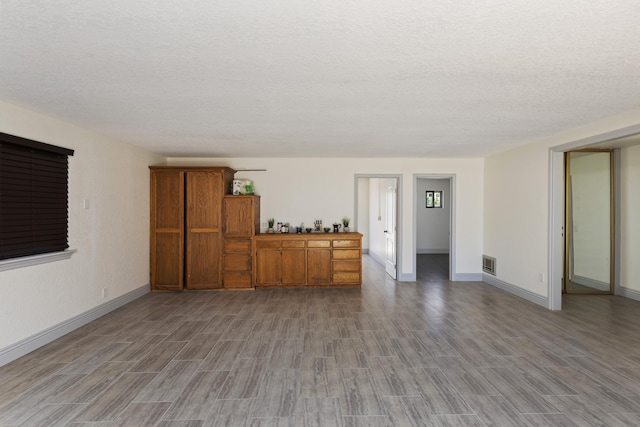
[150,166,235,290]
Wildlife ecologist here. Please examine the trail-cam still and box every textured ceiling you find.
[1,0,639,158]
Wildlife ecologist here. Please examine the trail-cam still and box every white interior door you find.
[385,183,397,279]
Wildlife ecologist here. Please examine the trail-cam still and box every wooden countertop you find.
[254,232,362,239]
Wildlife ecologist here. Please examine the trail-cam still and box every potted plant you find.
[267,218,275,233]
[342,217,350,233]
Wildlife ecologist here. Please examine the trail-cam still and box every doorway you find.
[564,150,614,294]
[415,175,453,281]
[549,125,640,310]
[354,175,401,280]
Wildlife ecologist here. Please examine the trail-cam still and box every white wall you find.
[0,101,163,350]
[167,157,484,280]
[620,144,640,293]
[484,108,640,301]
[417,178,450,253]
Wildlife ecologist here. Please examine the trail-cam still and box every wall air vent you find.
[482,255,496,276]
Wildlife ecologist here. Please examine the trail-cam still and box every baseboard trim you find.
[483,274,548,308]
[417,249,449,254]
[618,286,640,302]
[451,273,483,282]
[368,251,386,268]
[398,272,416,282]
[362,249,369,254]
[0,283,150,367]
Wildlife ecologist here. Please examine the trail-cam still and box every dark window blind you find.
[0,132,74,260]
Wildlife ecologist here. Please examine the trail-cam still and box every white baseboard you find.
[451,273,483,282]
[398,272,416,282]
[368,251,386,268]
[483,273,548,308]
[618,286,640,302]
[362,249,369,254]
[417,249,449,254]
[0,283,150,367]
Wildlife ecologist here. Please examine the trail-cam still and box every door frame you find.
[414,174,455,281]
[549,124,640,310]
[354,174,403,280]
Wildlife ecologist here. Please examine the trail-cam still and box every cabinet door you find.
[256,250,281,285]
[307,248,331,284]
[150,170,184,291]
[223,196,257,237]
[282,249,306,284]
[186,171,223,289]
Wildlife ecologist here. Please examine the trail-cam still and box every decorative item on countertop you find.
[323,227,330,233]
[232,179,254,195]
[267,218,275,233]
[333,223,341,233]
[305,227,312,233]
[314,219,322,233]
[342,217,350,233]
[281,223,289,233]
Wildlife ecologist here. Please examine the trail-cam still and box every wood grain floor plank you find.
[381,395,433,426]
[161,370,229,421]
[174,333,223,360]
[269,339,303,370]
[129,340,187,373]
[0,373,84,425]
[216,358,268,399]
[293,397,343,427]
[251,369,301,417]
[134,359,200,402]
[430,414,484,426]
[199,339,248,371]
[109,401,172,426]
[206,398,254,426]
[71,372,156,422]
[301,357,341,398]
[13,403,86,427]
[408,368,472,415]
[333,338,368,369]
[367,356,420,397]
[338,368,386,416]
[462,395,530,427]
[49,361,134,404]
[475,366,560,413]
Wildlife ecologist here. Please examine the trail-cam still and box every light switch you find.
[83,199,90,210]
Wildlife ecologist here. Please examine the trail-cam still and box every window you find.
[0,132,74,261]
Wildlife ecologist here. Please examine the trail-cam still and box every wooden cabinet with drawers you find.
[150,167,260,291]
[332,238,362,284]
[253,233,362,288]
[222,195,260,289]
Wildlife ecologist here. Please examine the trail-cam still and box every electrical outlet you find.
[101,288,108,298]
[261,222,268,228]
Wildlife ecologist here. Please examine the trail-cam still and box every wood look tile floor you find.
[2,254,640,426]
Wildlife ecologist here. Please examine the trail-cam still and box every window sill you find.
[0,249,77,272]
